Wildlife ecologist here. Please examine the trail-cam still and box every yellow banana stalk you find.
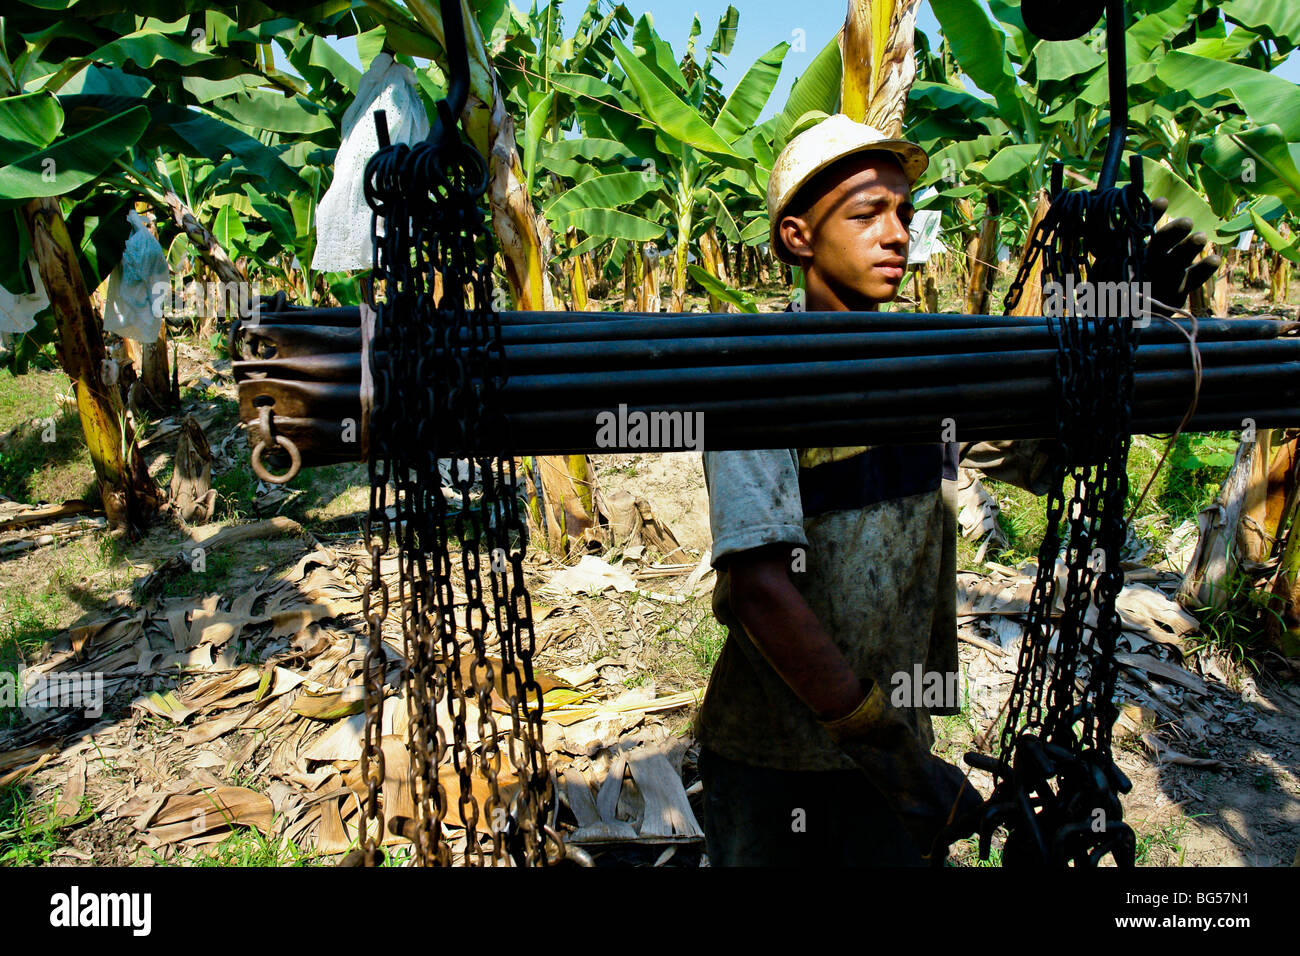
[390,0,556,310]
[698,227,735,313]
[839,0,922,137]
[1006,190,1051,317]
[567,227,590,311]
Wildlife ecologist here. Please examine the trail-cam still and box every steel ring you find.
[251,433,302,484]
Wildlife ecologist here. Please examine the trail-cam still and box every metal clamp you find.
[251,404,302,484]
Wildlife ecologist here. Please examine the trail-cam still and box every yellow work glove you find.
[820,680,983,863]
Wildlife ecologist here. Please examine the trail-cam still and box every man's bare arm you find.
[728,543,983,855]
[726,543,863,721]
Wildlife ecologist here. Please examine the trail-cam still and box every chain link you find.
[354,100,553,866]
[976,172,1155,866]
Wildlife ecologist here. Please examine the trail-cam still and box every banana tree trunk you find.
[911,262,939,313]
[1267,438,1300,656]
[699,227,734,313]
[622,248,636,311]
[1189,244,1229,317]
[839,0,922,136]
[1270,227,1292,303]
[1212,248,1230,315]
[398,0,599,560]
[1271,252,1287,303]
[132,207,176,409]
[1177,431,1271,610]
[534,453,596,560]
[1005,190,1051,317]
[1268,502,1300,657]
[117,329,172,411]
[671,236,689,311]
[965,195,1000,315]
[401,0,556,311]
[22,198,163,533]
[637,243,661,312]
[670,188,693,312]
[566,227,590,311]
[139,311,175,407]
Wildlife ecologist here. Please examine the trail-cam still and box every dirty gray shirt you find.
[696,441,1053,772]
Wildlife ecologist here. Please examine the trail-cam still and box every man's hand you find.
[1143,196,1222,316]
[729,547,983,860]
[821,680,984,863]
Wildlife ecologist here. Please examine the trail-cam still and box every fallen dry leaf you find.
[53,757,87,821]
[147,786,274,844]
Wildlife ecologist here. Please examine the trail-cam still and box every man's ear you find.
[779,214,815,264]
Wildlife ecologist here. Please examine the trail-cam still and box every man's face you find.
[779,154,914,309]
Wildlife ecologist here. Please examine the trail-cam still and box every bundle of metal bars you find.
[232,304,1300,482]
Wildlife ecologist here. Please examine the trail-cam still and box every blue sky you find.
[329,0,1300,119]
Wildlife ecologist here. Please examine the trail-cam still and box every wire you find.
[1124,294,1203,525]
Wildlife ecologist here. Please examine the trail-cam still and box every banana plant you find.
[544,11,783,310]
[0,2,358,529]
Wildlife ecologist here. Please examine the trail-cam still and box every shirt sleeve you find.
[958,439,1060,496]
[702,448,809,569]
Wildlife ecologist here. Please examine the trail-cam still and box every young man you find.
[695,114,1217,867]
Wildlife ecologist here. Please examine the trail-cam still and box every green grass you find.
[1131,431,1240,529]
[672,611,727,678]
[1134,815,1195,866]
[0,589,59,730]
[955,532,985,572]
[985,476,1056,565]
[972,430,1241,569]
[212,462,261,522]
[0,783,92,866]
[948,834,1003,867]
[158,549,237,598]
[209,453,371,531]
[598,460,641,479]
[1185,570,1281,675]
[628,593,731,690]
[0,369,97,506]
[137,809,329,866]
[173,827,324,867]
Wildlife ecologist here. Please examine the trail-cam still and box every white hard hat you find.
[767,113,928,265]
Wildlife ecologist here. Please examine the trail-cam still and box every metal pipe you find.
[237,319,1299,374]
[495,314,1295,345]
[476,405,1300,455]
[495,362,1300,435]
[462,333,1300,374]
[492,350,1300,407]
[1098,0,1130,190]
[439,0,470,128]
[252,304,1298,339]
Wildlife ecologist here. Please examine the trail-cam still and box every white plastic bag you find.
[312,53,430,273]
[103,210,168,342]
[907,210,943,265]
[0,258,50,334]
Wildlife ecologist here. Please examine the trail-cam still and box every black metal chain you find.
[969,164,1155,866]
[355,86,554,866]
